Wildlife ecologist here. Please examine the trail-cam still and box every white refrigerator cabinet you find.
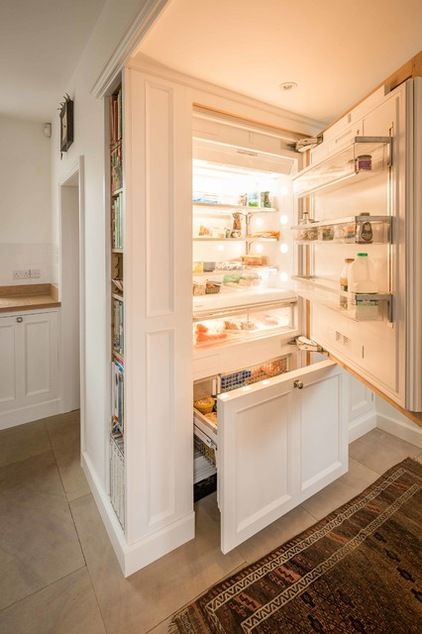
[218,358,347,553]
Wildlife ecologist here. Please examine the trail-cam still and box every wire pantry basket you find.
[110,434,125,529]
[219,355,289,393]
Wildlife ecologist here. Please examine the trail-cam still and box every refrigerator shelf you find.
[193,236,279,242]
[293,275,393,322]
[291,214,391,244]
[293,136,392,198]
[193,201,277,214]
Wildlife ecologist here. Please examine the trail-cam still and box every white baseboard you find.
[81,451,195,577]
[0,398,62,430]
[376,414,422,448]
[349,412,377,443]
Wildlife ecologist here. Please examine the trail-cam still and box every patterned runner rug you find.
[169,457,422,633]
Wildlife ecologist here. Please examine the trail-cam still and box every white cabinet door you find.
[21,312,59,404]
[299,364,348,499]
[218,359,347,554]
[0,312,59,417]
[0,316,19,411]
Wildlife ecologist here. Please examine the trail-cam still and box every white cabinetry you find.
[218,360,347,553]
[0,310,60,429]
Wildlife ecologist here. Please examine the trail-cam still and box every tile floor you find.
[0,412,420,633]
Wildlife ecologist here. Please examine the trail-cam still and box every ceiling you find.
[136,0,422,126]
[0,0,105,121]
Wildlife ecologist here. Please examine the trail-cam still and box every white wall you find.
[0,115,53,284]
[50,0,154,489]
[376,396,422,448]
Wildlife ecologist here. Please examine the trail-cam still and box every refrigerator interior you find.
[191,137,304,497]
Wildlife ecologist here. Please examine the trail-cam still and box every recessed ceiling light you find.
[279,82,298,91]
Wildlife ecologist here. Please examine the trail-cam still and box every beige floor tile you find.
[0,451,85,610]
[70,494,246,634]
[0,568,105,634]
[350,428,420,474]
[147,617,171,633]
[301,458,378,521]
[46,412,90,502]
[0,419,50,468]
[236,504,316,563]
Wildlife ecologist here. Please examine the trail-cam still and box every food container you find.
[192,261,204,273]
[203,261,216,272]
[193,282,206,296]
[260,191,271,208]
[356,154,372,171]
[319,225,334,241]
[205,281,221,294]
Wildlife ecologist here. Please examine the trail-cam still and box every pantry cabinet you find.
[0,310,59,428]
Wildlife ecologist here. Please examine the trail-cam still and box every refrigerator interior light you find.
[280,215,289,225]
[280,272,289,282]
[254,243,264,254]
[280,243,289,254]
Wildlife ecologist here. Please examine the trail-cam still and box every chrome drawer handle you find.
[294,379,304,390]
[16,317,23,323]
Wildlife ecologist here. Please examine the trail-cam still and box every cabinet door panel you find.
[218,375,298,554]
[299,365,348,497]
[22,313,58,401]
[218,359,346,554]
[0,318,18,408]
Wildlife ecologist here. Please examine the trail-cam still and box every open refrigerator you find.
[189,79,420,552]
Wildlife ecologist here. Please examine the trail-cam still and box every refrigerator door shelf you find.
[293,136,392,198]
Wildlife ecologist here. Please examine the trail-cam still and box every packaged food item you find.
[241,254,268,266]
[194,323,227,345]
[357,215,373,243]
[194,396,215,414]
[224,320,240,330]
[223,273,241,285]
[356,154,372,171]
[262,359,287,377]
[319,226,334,241]
[247,192,259,207]
[205,281,221,294]
[198,225,211,236]
[205,411,218,425]
[193,282,206,296]
[192,261,203,273]
[239,193,248,206]
[238,272,260,287]
[231,212,242,235]
[339,258,354,308]
[240,321,256,330]
[248,230,280,240]
[260,191,271,208]
[203,261,216,272]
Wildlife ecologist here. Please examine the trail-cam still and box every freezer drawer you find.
[217,359,348,553]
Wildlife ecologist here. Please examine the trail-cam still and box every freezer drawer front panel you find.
[299,367,348,498]
[218,359,347,554]
[218,377,298,554]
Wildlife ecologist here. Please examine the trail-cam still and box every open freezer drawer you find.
[217,359,348,553]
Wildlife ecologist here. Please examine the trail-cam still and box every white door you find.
[218,360,347,553]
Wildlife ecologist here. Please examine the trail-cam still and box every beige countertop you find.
[0,284,61,313]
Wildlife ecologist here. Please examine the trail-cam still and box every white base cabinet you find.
[0,310,60,429]
[218,359,348,553]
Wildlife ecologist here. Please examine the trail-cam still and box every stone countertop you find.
[0,284,61,313]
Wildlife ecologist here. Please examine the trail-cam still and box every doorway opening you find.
[59,158,85,453]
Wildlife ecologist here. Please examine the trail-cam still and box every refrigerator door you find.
[218,359,347,554]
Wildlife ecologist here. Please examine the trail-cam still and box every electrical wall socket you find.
[13,269,32,280]
[12,269,41,280]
